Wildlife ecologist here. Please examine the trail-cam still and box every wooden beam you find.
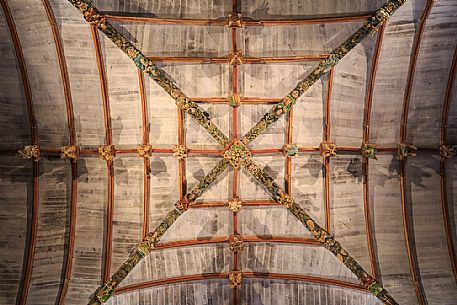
[0,2,39,305]
[440,45,457,281]
[91,25,115,283]
[399,1,434,303]
[361,24,386,281]
[323,69,334,233]
[190,199,277,208]
[40,1,78,304]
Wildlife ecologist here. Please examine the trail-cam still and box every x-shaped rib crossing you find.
[67,0,408,304]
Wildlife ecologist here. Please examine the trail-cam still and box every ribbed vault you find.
[0,0,456,305]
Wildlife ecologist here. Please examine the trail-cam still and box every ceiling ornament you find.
[361,143,377,160]
[67,0,407,303]
[227,197,242,212]
[98,145,115,161]
[60,145,78,159]
[229,50,243,66]
[440,144,456,158]
[137,144,153,157]
[227,13,242,28]
[228,92,241,108]
[319,142,338,158]
[172,145,188,160]
[18,145,40,161]
[228,272,242,289]
[397,143,417,158]
[229,235,244,253]
[282,144,299,157]
[223,139,251,168]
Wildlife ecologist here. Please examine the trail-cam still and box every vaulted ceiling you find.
[0,0,456,305]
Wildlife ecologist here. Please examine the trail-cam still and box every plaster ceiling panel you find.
[240,279,381,305]
[158,63,230,97]
[149,155,179,231]
[330,34,377,147]
[407,0,457,147]
[119,244,230,287]
[240,103,286,149]
[292,80,325,148]
[8,0,69,147]
[50,0,106,147]
[239,155,284,200]
[101,34,143,147]
[240,0,388,19]
[109,279,231,305]
[146,79,178,146]
[111,156,144,274]
[94,0,232,19]
[291,155,325,228]
[0,156,31,304]
[447,157,457,256]
[369,154,419,305]
[238,206,313,239]
[330,155,371,273]
[370,0,427,146]
[240,243,359,284]
[110,22,230,57]
[447,76,457,143]
[27,158,71,305]
[185,103,230,150]
[240,23,363,57]
[186,156,230,201]
[239,62,317,98]
[407,151,457,304]
[0,9,30,150]
[63,156,106,305]
[160,207,230,242]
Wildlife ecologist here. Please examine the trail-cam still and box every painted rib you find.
[86,159,229,304]
[242,0,408,145]
[398,1,435,303]
[361,24,386,281]
[40,2,79,304]
[241,157,399,304]
[440,45,457,280]
[114,272,366,296]
[68,0,229,147]
[323,68,333,233]
[91,25,115,283]
[0,2,39,305]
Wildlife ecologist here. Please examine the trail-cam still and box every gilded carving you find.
[173,145,188,160]
[60,145,78,159]
[228,93,241,108]
[83,7,107,29]
[282,144,299,157]
[397,143,417,158]
[440,144,456,158]
[98,145,115,161]
[223,140,251,168]
[227,13,242,28]
[137,144,153,157]
[361,143,377,160]
[229,50,243,65]
[229,235,244,252]
[319,142,337,158]
[227,197,242,212]
[18,145,40,161]
[228,272,242,288]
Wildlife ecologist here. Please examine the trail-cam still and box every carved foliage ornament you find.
[397,143,417,158]
[18,145,40,161]
[99,145,115,161]
[440,144,456,158]
[320,142,337,158]
[60,145,78,159]
[228,272,242,288]
[229,235,244,253]
[173,145,188,160]
[137,144,153,157]
[228,93,241,108]
[361,143,377,160]
[223,140,251,168]
[227,197,242,212]
[227,13,242,28]
[282,144,299,157]
[229,50,243,66]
